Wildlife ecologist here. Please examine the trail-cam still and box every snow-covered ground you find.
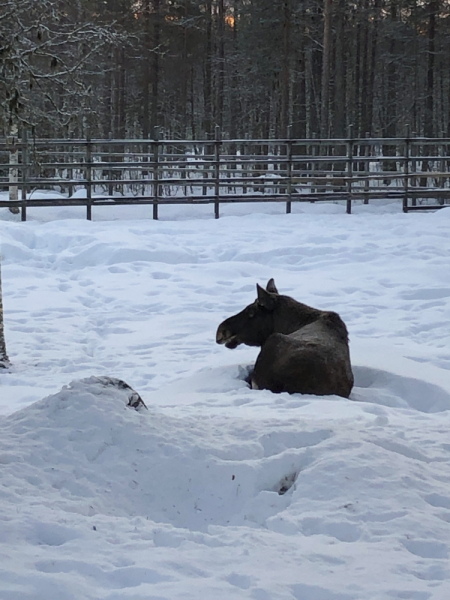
[1,198,450,600]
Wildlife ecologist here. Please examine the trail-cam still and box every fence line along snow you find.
[1,133,450,220]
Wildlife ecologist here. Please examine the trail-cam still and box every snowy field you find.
[1,198,450,600]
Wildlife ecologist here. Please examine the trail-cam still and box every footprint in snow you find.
[402,539,448,559]
[290,583,357,600]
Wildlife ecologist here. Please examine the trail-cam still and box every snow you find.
[1,198,450,599]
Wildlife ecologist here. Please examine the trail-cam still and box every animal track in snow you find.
[402,539,449,559]
[358,510,407,523]
[409,564,450,582]
[29,522,80,547]
[299,517,362,543]
[371,439,440,464]
[424,493,450,510]
[225,572,253,589]
[250,588,271,600]
[259,430,333,458]
[35,560,174,588]
[290,583,357,600]
[400,288,450,301]
[108,265,126,273]
[387,591,431,599]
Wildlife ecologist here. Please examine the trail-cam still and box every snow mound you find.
[146,360,450,415]
[0,376,333,531]
[2,376,450,597]
[353,366,450,412]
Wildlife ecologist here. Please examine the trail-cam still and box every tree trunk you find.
[421,1,438,188]
[333,0,346,138]
[311,5,322,136]
[217,0,225,131]
[320,0,332,138]
[280,0,291,137]
[359,0,370,138]
[353,14,362,135]
[383,2,398,177]
[181,0,191,138]
[366,0,381,136]
[203,0,213,137]
[425,1,437,138]
[8,121,20,215]
[142,0,152,139]
[0,256,10,368]
[150,0,161,135]
[102,51,113,138]
[294,1,307,139]
[229,0,239,140]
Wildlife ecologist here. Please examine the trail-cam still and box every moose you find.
[216,279,354,398]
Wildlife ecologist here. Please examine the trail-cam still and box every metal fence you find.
[1,130,450,221]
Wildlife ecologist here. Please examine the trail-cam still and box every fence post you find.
[12,135,450,218]
[310,132,316,199]
[152,126,160,220]
[242,140,247,195]
[286,126,293,214]
[439,134,445,204]
[21,128,29,222]
[107,132,114,197]
[411,132,417,207]
[214,125,221,219]
[181,142,187,198]
[346,125,354,214]
[363,131,370,205]
[203,133,210,197]
[68,134,74,199]
[403,125,410,213]
[86,134,92,221]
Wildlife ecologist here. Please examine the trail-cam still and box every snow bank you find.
[1,204,450,598]
[1,372,450,599]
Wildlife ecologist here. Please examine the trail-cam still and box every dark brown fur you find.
[216,279,354,398]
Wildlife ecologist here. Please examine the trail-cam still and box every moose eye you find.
[248,307,256,318]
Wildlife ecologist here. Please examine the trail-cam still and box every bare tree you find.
[0,0,122,363]
[0,0,121,136]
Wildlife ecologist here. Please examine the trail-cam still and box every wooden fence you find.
[1,130,450,221]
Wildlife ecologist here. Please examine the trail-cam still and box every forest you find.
[1,1,450,141]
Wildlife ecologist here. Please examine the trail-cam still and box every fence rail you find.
[1,131,450,220]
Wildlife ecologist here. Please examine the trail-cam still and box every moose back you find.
[216,279,354,398]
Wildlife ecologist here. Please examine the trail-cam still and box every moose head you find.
[216,279,282,349]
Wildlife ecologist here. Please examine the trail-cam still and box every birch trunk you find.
[8,121,20,215]
[0,254,10,368]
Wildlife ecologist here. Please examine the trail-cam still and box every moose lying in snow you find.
[216,279,354,398]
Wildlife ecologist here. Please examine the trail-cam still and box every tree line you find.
[1,0,450,141]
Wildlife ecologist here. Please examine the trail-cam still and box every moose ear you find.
[266,278,279,294]
[257,283,277,310]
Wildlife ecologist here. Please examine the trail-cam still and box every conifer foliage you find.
[1,1,449,140]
